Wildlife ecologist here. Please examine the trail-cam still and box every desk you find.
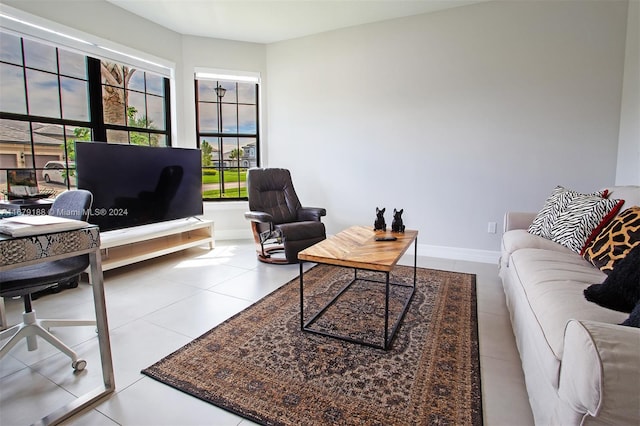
[0,226,115,425]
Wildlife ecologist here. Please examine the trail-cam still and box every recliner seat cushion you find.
[276,221,326,241]
[275,221,326,262]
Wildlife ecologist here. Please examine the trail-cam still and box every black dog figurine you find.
[391,208,405,233]
[374,207,386,231]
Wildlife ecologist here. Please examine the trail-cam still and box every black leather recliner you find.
[244,168,326,264]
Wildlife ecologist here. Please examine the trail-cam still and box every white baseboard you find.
[215,230,500,265]
[417,243,500,264]
[214,228,253,241]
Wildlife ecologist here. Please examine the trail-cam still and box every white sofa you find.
[499,185,640,425]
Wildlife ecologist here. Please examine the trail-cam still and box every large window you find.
[0,31,171,198]
[196,76,259,201]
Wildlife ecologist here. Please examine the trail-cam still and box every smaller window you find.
[195,71,260,201]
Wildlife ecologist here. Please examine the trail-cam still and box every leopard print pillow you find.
[583,206,640,273]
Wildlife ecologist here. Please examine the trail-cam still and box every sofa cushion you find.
[584,244,640,314]
[583,206,640,273]
[548,195,624,254]
[528,186,607,240]
[509,248,627,360]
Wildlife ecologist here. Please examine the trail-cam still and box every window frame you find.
[96,59,172,145]
[195,71,260,202]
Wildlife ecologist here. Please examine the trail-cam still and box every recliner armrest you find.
[244,211,274,223]
[298,207,326,221]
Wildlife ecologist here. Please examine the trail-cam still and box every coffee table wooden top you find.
[298,225,418,272]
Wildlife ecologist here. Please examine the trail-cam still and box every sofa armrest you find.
[559,320,640,425]
[503,211,537,232]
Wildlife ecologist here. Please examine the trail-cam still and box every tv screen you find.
[76,142,203,231]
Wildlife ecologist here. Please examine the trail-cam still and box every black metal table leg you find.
[299,252,416,349]
[299,261,304,330]
[383,271,389,349]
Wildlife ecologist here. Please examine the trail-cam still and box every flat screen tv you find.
[75,142,203,231]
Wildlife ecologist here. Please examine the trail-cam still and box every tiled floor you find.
[0,240,534,425]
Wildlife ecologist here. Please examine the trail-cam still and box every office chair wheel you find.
[72,359,87,371]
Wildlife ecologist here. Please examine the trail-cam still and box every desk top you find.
[0,225,100,269]
[298,225,418,272]
[0,198,54,207]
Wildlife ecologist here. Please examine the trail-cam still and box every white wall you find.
[179,35,267,147]
[616,0,640,185]
[179,36,267,239]
[266,0,629,258]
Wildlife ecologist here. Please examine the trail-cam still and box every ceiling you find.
[105,0,485,44]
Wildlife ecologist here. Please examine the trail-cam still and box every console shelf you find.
[99,218,214,271]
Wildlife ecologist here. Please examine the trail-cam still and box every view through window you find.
[195,77,259,200]
[0,30,171,198]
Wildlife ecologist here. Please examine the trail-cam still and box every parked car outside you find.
[41,161,76,185]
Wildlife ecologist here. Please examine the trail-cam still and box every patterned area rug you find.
[142,264,482,425]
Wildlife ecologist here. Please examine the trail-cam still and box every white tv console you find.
[98,217,214,271]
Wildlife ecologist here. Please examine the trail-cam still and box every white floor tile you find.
[478,310,521,363]
[0,367,78,426]
[480,355,535,425]
[143,289,254,338]
[94,376,245,426]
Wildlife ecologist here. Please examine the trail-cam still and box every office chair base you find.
[0,310,95,371]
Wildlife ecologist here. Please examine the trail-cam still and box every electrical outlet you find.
[487,222,497,234]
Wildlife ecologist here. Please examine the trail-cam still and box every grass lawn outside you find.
[202,168,247,199]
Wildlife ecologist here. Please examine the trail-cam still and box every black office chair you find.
[0,190,95,371]
[244,168,326,264]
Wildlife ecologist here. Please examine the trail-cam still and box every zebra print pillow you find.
[548,195,624,254]
[528,186,607,239]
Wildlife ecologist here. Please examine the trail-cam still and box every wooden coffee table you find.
[298,225,418,350]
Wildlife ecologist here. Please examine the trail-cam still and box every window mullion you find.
[164,78,172,146]
[20,38,36,168]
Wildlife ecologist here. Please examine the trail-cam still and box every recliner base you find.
[256,245,291,264]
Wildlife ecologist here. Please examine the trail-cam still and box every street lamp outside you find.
[214,84,226,195]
